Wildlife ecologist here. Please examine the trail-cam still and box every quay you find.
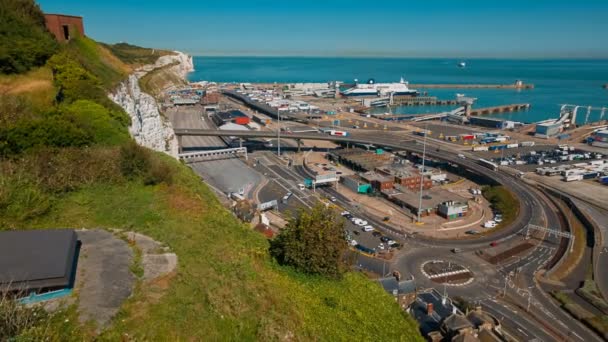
[391,96,458,106]
[408,83,534,89]
[470,103,530,116]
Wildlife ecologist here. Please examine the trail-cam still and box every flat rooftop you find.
[0,229,79,293]
[384,188,465,209]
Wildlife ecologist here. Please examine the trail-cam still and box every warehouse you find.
[0,229,80,299]
[437,201,469,220]
[212,110,251,126]
[341,175,372,193]
[382,188,466,217]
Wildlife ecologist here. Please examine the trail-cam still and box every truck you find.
[564,174,583,182]
[600,176,608,185]
[329,130,349,137]
[472,146,489,152]
[520,141,536,147]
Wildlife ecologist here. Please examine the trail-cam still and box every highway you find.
[174,128,603,341]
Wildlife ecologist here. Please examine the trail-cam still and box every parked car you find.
[363,225,374,232]
[451,248,463,253]
[378,243,385,250]
[330,196,337,202]
[494,216,503,223]
[352,230,360,235]
[389,243,401,249]
[372,231,382,237]
[465,230,479,235]
[490,241,498,247]
[341,211,350,216]
[484,220,497,228]
[380,236,390,243]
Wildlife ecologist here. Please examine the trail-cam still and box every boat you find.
[341,77,419,97]
[458,61,466,68]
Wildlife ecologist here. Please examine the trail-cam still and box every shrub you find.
[270,204,348,278]
[119,141,173,185]
[0,0,58,74]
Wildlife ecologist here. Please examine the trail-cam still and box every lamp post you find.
[417,124,428,223]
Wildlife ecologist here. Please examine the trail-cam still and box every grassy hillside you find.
[101,42,174,67]
[1,151,421,340]
[0,1,422,339]
[0,0,58,74]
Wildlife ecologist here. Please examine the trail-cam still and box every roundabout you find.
[420,260,474,286]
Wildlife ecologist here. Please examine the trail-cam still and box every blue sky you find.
[39,0,608,58]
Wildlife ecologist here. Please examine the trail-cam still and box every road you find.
[174,127,603,340]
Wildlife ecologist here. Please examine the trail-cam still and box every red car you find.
[490,241,498,247]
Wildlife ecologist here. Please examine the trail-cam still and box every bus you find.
[478,158,499,171]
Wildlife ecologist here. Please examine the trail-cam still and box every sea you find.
[188,57,608,124]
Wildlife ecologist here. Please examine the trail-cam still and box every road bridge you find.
[179,147,248,163]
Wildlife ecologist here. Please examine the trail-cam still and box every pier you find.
[391,96,458,106]
[470,103,530,116]
[408,81,534,89]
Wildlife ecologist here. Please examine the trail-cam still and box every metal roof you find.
[0,229,78,292]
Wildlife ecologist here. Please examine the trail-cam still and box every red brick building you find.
[44,14,85,42]
[395,174,433,191]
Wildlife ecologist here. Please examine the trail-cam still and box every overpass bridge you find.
[179,147,248,164]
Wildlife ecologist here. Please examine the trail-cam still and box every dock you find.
[391,96,458,106]
[470,103,530,116]
[408,83,534,89]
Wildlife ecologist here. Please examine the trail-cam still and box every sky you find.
[38,0,608,58]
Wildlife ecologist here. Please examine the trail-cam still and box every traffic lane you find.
[481,299,556,342]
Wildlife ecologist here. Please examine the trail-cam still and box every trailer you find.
[329,130,349,137]
[564,174,583,182]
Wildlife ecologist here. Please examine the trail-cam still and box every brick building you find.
[44,14,84,42]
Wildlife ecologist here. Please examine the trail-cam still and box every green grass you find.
[4,156,422,340]
[482,185,519,228]
[101,42,174,67]
[139,61,186,97]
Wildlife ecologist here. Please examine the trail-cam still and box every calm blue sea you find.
[188,57,608,123]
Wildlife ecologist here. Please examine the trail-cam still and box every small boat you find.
[458,61,466,68]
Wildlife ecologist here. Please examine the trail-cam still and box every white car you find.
[363,225,374,232]
[330,197,337,202]
[387,239,396,245]
[341,211,350,216]
[484,220,497,228]
[350,240,358,246]
[356,220,368,226]
[378,243,385,250]
[494,216,503,223]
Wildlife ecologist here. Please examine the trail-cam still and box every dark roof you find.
[378,277,416,296]
[441,314,473,332]
[0,229,78,293]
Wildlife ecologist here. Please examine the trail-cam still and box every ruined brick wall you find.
[44,14,84,42]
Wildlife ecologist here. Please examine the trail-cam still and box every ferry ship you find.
[342,77,419,97]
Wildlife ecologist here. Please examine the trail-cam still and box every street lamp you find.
[277,110,281,157]
[417,123,428,223]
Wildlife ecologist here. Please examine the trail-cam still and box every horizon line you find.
[188,54,608,60]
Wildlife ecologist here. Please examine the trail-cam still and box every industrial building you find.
[213,110,251,126]
[340,175,372,193]
[382,188,465,217]
[535,122,563,138]
[359,171,394,191]
[437,201,469,220]
[375,166,433,191]
[328,148,393,171]
[468,117,510,129]
[0,229,80,299]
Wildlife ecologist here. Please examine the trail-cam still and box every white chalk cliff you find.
[109,51,194,158]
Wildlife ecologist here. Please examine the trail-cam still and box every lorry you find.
[329,130,349,137]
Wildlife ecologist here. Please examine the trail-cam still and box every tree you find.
[270,204,348,278]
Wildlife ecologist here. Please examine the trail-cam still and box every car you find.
[372,231,382,237]
[341,211,350,216]
[355,220,368,226]
[389,243,401,249]
[336,171,343,175]
[344,214,353,220]
[378,243,385,250]
[380,236,390,243]
[451,248,463,253]
[350,240,358,246]
[465,230,479,235]
[494,216,503,223]
[458,154,466,159]
[387,239,396,245]
[490,241,498,247]
[484,220,497,228]
[363,225,374,232]
[330,196,337,202]
[352,230,360,235]
[382,216,390,222]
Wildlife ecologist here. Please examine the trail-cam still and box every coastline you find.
[110,51,194,158]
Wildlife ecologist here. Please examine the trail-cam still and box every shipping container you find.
[506,143,519,149]
[472,146,489,151]
[600,176,608,185]
[521,141,536,147]
[583,172,600,179]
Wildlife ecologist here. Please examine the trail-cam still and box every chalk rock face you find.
[109,51,194,158]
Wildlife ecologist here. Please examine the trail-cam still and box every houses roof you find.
[378,277,416,296]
